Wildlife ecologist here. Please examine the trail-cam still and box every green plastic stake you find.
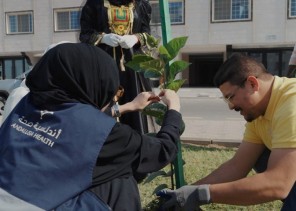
[159,0,185,189]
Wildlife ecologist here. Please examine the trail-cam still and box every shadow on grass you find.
[182,143,238,152]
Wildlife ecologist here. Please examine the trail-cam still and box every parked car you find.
[0,70,30,115]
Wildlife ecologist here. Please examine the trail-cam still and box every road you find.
[178,92,246,144]
[180,97,242,120]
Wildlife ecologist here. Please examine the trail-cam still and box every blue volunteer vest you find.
[0,95,116,210]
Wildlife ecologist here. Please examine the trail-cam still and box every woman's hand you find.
[130,92,160,111]
[115,90,180,116]
[159,89,180,112]
[118,92,160,115]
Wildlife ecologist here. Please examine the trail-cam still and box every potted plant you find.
[126,34,190,131]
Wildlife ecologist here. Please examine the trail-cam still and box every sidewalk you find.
[178,88,244,147]
[180,118,244,147]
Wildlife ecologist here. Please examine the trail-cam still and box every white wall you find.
[0,0,83,55]
[1,0,296,56]
[152,0,296,53]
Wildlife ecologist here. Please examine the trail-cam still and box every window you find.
[212,0,252,22]
[6,11,33,34]
[289,0,296,18]
[227,45,294,77]
[0,57,29,80]
[54,8,81,31]
[150,0,184,25]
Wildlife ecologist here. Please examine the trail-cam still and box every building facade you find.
[0,0,296,87]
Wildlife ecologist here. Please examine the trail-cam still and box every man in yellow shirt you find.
[157,54,296,211]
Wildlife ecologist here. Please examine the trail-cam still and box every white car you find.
[0,70,30,115]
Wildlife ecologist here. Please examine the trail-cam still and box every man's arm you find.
[210,147,296,205]
[195,141,265,185]
[158,143,296,208]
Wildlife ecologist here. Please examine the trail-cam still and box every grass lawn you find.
[139,143,282,211]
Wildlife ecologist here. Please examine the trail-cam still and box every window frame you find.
[5,10,34,35]
[53,7,81,32]
[0,56,29,80]
[288,0,296,19]
[211,0,252,23]
[150,0,185,26]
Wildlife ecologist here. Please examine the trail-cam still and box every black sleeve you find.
[93,110,182,184]
[132,0,151,34]
[79,0,108,44]
[138,0,152,34]
[136,109,182,173]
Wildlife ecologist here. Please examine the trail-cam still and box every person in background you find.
[79,0,152,135]
[287,44,296,78]
[0,43,182,211]
[157,53,296,211]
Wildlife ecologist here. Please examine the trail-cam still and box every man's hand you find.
[101,33,122,47]
[156,185,211,211]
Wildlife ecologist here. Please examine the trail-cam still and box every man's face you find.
[219,77,261,122]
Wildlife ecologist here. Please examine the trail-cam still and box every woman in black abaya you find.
[79,0,152,135]
[0,43,182,211]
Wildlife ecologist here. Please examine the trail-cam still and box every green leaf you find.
[165,170,174,177]
[125,55,154,72]
[164,36,188,60]
[166,79,186,92]
[143,171,167,184]
[153,184,169,195]
[145,33,160,49]
[140,59,164,72]
[158,46,171,63]
[180,119,186,135]
[144,70,162,78]
[143,103,167,118]
[168,61,191,82]
[155,116,164,126]
[133,54,155,61]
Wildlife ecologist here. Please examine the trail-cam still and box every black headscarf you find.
[26,43,119,110]
[108,0,134,6]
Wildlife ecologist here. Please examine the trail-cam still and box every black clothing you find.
[26,43,119,110]
[93,110,181,185]
[79,0,152,134]
[92,110,181,210]
[25,43,182,210]
[79,0,151,46]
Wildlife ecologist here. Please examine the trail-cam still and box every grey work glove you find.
[101,33,122,47]
[156,185,211,211]
[119,35,138,49]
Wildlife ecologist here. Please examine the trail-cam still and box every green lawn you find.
[139,143,282,211]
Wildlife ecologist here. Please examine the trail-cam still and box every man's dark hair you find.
[213,53,268,88]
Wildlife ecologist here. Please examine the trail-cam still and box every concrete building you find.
[0,0,295,87]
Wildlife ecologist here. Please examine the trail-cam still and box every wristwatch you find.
[112,104,121,118]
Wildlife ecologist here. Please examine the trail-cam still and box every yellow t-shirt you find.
[243,76,296,149]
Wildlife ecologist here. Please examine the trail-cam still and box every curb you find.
[181,137,241,148]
